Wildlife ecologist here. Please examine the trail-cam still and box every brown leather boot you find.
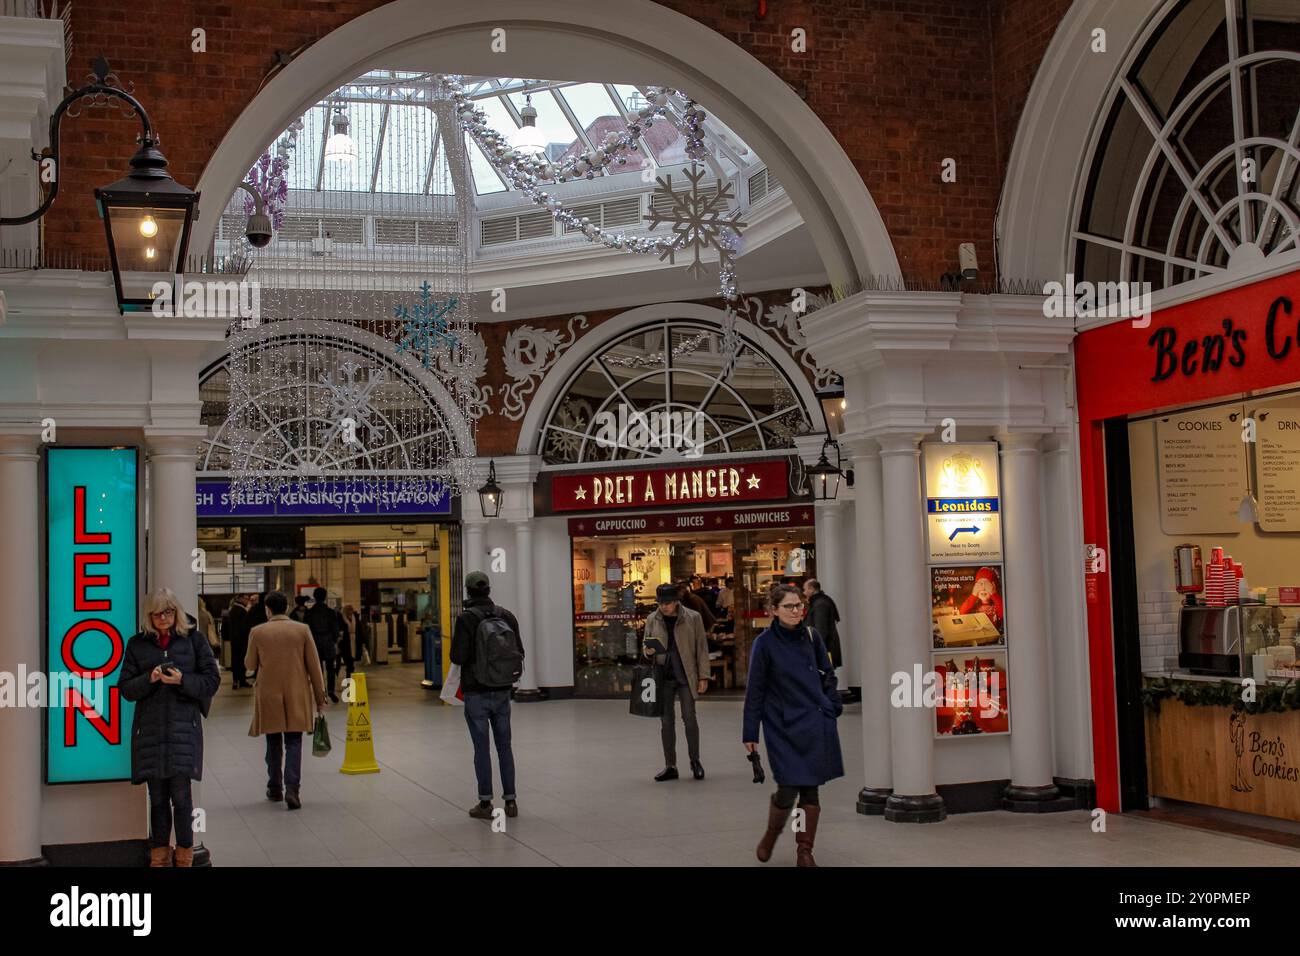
[756,795,792,863]
[149,846,173,867]
[173,846,194,867]
[795,804,820,867]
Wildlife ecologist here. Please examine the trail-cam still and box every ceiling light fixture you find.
[510,93,547,157]
[324,106,357,165]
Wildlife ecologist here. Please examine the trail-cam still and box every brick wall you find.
[43,0,1069,283]
[989,0,1072,190]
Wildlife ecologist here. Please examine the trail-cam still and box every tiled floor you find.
[194,663,1300,867]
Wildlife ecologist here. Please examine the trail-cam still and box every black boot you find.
[654,767,679,782]
[690,760,705,780]
[285,788,301,811]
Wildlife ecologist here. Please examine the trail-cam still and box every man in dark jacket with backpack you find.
[450,570,524,820]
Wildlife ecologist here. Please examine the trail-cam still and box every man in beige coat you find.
[246,591,327,810]
[643,582,711,781]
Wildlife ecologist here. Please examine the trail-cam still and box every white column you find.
[1043,432,1092,781]
[999,431,1060,804]
[844,439,893,813]
[145,430,211,859]
[878,433,945,822]
[463,521,486,574]
[812,498,847,686]
[145,432,204,614]
[511,519,539,695]
[0,430,44,862]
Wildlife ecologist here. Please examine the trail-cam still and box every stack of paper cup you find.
[1206,561,1225,606]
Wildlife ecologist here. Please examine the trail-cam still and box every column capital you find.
[144,427,206,458]
[1040,431,1071,455]
[996,429,1049,454]
[0,425,44,458]
[875,432,927,456]
[838,432,879,460]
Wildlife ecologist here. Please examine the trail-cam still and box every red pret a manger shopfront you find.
[549,457,816,698]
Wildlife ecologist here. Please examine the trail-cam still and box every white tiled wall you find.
[1138,590,1182,674]
[1139,587,1289,673]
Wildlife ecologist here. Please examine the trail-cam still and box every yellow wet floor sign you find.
[340,672,380,775]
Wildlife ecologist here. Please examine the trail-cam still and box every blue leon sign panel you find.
[46,448,138,784]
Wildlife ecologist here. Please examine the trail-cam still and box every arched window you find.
[1073,0,1300,290]
[198,323,471,480]
[538,317,813,465]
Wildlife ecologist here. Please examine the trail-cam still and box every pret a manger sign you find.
[46,448,138,784]
[552,459,788,512]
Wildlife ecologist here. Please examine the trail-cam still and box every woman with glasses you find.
[119,588,221,866]
[743,583,843,867]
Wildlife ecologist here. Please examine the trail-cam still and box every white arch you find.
[997,0,1161,282]
[200,319,475,462]
[515,301,823,457]
[191,0,898,289]
[1000,0,1300,305]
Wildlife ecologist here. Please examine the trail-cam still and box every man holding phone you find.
[642,582,711,781]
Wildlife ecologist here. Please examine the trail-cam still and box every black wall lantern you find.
[477,460,503,518]
[0,57,200,314]
[806,438,844,501]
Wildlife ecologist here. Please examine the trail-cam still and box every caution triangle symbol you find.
[355,712,370,727]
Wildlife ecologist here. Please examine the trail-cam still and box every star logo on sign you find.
[657,519,665,528]
[715,516,723,524]
[801,511,811,521]
[574,486,587,500]
[747,474,761,490]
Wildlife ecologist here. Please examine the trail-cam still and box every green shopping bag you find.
[312,714,331,757]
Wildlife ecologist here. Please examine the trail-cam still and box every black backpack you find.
[470,606,524,687]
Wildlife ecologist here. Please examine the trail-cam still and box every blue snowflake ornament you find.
[394,282,460,369]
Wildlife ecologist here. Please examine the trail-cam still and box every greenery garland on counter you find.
[1141,676,1300,715]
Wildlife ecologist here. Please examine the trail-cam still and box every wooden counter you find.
[1146,696,1300,822]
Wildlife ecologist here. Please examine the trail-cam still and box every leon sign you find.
[46,448,138,784]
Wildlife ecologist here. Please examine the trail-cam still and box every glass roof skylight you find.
[270,71,763,200]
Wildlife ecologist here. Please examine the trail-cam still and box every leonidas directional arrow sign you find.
[922,442,1003,562]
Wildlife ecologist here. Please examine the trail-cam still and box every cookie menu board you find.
[1253,397,1300,532]
[1155,407,1246,535]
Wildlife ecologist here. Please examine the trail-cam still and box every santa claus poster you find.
[931,565,1007,648]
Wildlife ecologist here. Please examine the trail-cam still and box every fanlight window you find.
[1073,0,1300,290]
[539,319,811,465]
[199,330,466,479]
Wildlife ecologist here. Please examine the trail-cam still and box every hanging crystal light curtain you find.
[222,73,478,511]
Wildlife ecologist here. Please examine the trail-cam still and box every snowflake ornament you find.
[646,164,748,281]
[318,359,386,442]
[395,282,460,370]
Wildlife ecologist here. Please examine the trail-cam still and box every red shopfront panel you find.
[1076,268,1300,812]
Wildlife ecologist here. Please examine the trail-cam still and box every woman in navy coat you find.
[119,588,220,867]
[743,583,843,867]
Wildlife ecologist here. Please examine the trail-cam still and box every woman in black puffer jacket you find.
[119,588,220,867]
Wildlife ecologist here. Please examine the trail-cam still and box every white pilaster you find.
[463,520,486,575]
[511,520,538,692]
[144,431,204,614]
[999,431,1060,803]
[878,433,946,822]
[1043,432,1093,781]
[843,437,893,813]
[0,428,43,862]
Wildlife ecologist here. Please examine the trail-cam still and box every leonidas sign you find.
[552,459,788,512]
